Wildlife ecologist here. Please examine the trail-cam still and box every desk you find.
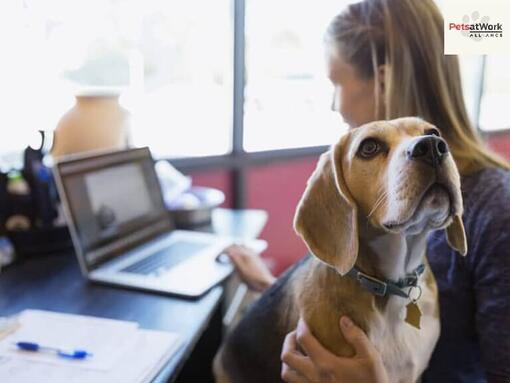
[0,208,267,383]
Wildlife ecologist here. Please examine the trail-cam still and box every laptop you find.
[53,147,266,298]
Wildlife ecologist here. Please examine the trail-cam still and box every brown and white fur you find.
[214,117,467,383]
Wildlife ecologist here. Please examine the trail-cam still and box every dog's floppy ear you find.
[294,135,358,275]
[446,215,467,256]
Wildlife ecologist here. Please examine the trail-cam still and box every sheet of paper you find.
[0,329,183,383]
[109,329,183,383]
[0,310,139,371]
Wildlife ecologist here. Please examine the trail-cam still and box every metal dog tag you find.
[405,302,422,329]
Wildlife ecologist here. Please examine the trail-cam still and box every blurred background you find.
[0,0,509,275]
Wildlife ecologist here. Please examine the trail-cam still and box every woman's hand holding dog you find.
[281,317,389,383]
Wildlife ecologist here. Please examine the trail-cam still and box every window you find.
[479,56,510,132]
[243,0,351,152]
[458,57,485,127]
[0,0,233,159]
[0,0,498,163]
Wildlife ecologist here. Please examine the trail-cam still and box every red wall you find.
[487,132,510,160]
[245,158,318,276]
[188,170,233,208]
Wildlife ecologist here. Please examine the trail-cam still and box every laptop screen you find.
[56,148,173,270]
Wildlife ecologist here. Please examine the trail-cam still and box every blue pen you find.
[15,341,93,360]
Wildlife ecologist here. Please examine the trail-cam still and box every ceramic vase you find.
[52,89,130,159]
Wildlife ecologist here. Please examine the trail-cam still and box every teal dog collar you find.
[346,264,426,298]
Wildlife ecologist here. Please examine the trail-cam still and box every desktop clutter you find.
[156,161,225,227]
[0,131,72,267]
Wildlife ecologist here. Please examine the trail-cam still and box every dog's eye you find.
[358,139,381,158]
[425,128,440,137]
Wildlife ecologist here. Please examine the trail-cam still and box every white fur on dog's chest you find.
[370,291,440,383]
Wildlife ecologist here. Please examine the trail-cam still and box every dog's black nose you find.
[407,136,449,167]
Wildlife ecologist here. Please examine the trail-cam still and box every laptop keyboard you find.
[121,241,210,275]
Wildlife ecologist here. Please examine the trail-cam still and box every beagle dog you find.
[214,117,467,383]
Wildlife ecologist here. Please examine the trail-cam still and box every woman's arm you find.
[280,316,389,383]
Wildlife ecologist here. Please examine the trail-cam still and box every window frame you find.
[167,0,328,208]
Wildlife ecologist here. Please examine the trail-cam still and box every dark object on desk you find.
[167,186,225,228]
[0,131,72,260]
[7,225,71,258]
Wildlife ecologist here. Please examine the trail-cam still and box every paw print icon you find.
[462,11,490,41]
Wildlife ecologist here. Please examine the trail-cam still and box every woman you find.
[225,0,510,382]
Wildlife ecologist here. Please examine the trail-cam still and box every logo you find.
[448,11,503,42]
[443,0,510,54]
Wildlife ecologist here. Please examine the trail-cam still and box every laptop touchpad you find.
[121,241,209,275]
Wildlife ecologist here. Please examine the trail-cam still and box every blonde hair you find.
[325,0,509,174]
